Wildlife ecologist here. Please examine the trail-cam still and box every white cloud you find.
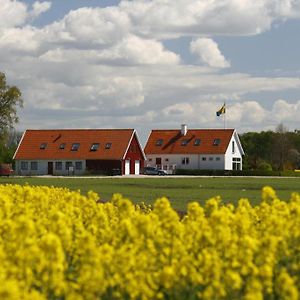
[1,0,300,140]
[30,1,51,19]
[47,7,131,46]
[190,38,230,68]
[0,0,27,28]
[96,35,180,65]
[272,99,300,122]
[0,27,40,54]
[0,0,51,29]
[228,101,267,123]
[121,0,300,38]
[39,35,179,65]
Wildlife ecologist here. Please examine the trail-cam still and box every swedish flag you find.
[216,103,226,116]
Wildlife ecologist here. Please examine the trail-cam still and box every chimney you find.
[181,124,187,136]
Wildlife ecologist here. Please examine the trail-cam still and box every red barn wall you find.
[124,134,145,174]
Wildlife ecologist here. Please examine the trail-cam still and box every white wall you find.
[145,154,225,171]
[224,133,243,170]
[15,160,86,176]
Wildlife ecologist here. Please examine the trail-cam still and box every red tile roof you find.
[144,129,235,155]
[14,129,138,160]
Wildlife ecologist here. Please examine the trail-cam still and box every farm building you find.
[13,129,145,176]
[144,125,244,173]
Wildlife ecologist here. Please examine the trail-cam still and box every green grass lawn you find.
[0,176,299,210]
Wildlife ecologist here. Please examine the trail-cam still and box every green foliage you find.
[240,127,300,171]
[257,160,273,171]
[0,72,23,136]
[0,72,23,162]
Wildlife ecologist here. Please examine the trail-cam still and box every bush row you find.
[175,169,300,177]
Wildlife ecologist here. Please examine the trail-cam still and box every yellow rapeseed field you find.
[0,184,299,299]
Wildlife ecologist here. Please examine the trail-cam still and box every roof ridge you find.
[25,128,135,131]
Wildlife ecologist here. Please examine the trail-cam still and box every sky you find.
[1,0,300,145]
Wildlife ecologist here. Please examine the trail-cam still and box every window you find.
[105,143,112,149]
[213,138,221,146]
[55,162,62,170]
[71,143,80,151]
[59,143,66,150]
[75,161,82,170]
[216,157,220,161]
[232,158,241,170]
[156,139,163,146]
[233,157,241,162]
[40,143,47,149]
[182,157,190,165]
[209,157,213,161]
[165,158,169,162]
[21,161,28,170]
[90,143,99,151]
[65,161,73,170]
[194,139,201,146]
[30,161,38,170]
[181,139,188,146]
[202,157,207,161]
[148,158,152,162]
[232,141,235,153]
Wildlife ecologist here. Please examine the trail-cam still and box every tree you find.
[240,131,273,169]
[272,124,291,171]
[0,129,22,164]
[0,72,23,139]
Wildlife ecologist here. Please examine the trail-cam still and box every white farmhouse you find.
[144,125,244,172]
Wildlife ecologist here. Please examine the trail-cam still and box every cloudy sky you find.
[1,0,300,144]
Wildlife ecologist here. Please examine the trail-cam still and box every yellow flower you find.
[0,184,299,300]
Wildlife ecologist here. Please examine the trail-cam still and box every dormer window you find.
[59,143,66,150]
[156,139,163,146]
[40,143,47,149]
[90,143,100,151]
[181,139,188,146]
[71,143,80,151]
[194,139,201,146]
[105,143,112,149]
[213,138,221,146]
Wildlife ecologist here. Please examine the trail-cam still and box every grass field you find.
[1,176,299,210]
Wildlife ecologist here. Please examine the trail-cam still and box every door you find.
[125,160,130,175]
[156,157,162,168]
[47,162,53,175]
[134,160,140,175]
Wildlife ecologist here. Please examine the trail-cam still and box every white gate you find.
[134,160,140,175]
[125,160,130,175]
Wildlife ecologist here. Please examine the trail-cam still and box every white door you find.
[125,160,130,175]
[134,160,140,175]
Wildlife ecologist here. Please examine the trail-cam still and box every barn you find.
[13,129,145,176]
[144,124,244,173]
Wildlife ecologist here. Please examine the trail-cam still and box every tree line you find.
[240,124,300,171]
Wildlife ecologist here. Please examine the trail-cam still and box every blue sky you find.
[1,0,300,144]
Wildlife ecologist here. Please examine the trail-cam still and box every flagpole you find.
[223,102,226,129]
[216,102,226,129]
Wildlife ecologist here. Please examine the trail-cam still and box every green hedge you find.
[175,169,300,177]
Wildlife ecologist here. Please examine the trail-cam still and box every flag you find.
[216,103,226,116]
